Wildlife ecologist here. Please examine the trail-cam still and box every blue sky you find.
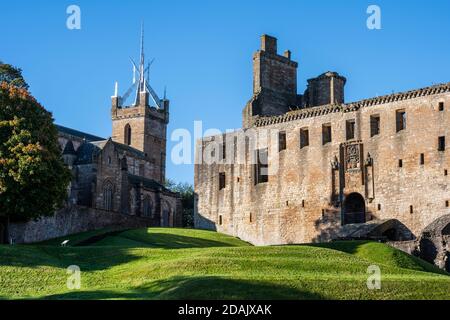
[1,0,450,184]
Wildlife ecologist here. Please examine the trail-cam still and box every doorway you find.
[343,193,366,225]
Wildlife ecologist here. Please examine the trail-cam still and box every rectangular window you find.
[446,200,449,208]
[322,124,332,145]
[399,159,403,168]
[219,172,226,190]
[300,128,309,148]
[378,204,381,211]
[221,142,226,160]
[439,102,444,111]
[445,169,448,176]
[420,153,425,165]
[278,131,286,152]
[410,205,414,214]
[370,115,380,137]
[396,110,406,132]
[438,136,446,151]
[346,119,355,140]
[219,215,223,225]
[255,148,269,184]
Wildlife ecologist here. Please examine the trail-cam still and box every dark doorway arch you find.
[343,193,366,225]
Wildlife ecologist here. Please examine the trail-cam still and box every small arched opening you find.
[124,124,132,146]
[142,196,153,218]
[343,192,366,225]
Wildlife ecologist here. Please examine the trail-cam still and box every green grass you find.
[0,228,449,300]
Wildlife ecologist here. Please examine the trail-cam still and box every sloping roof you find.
[75,141,103,165]
[57,124,105,142]
[128,174,175,194]
[255,82,450,127]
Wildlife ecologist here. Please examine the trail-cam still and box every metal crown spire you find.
[139,22,145,92]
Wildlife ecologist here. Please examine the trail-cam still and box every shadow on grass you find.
[118,231,245,249]
[39,276,325,300]
[0,245,143,271]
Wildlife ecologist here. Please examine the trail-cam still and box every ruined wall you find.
[8,205,153,244]
[195,87,450,245]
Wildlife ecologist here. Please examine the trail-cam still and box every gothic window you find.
[396,110,406,132]
[142,196,153,217]
[254,148,269,184]
[346,119,355,140]
[219,172,226,190]
[438,136,446,151]
[103,182,114,211]
[322,124,332,145]
[370,115,380,137]
[124,124,132,146]
[300,128,309,148]
[278,131,286,151]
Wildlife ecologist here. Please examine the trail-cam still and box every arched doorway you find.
[343,193,366,225]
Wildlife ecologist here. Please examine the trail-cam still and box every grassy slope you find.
[0,228,449,300]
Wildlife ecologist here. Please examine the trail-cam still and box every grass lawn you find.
[0,227,449,300]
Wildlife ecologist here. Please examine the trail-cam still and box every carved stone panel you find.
[345,143,361,172]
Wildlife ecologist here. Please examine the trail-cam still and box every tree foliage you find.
[0,81,71,221]
[165,179,194,227]
[0,62,29,90]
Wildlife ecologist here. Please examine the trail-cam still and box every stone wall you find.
[8,205,153,244]
[195,83,450,245]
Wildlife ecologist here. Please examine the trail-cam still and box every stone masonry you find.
[194,35,450,258]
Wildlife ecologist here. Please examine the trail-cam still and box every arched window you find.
[103,181,114,211]
[124,124,132,146]
[142,196,153,217]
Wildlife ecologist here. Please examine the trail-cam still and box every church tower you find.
[111,26,169,183]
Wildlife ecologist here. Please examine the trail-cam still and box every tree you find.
[0,62,29,90]
[0,73,71,221]
[165,179,194,228]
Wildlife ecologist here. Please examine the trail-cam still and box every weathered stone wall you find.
[8,205,153,244]
[195,87,450,246]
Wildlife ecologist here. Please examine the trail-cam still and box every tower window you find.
[255,148,269,184]
[322,124,332,145]
[396,110,406,132]
[370,115,380,137]
[439,102,444,111]
[420,153,425,165]
[378,204,381,211]
[445,169,448,176]
[219,172,226,190]
[399,159,403,168]
[124,124,132,146]
[278,131,287,151]
[300,128,309,148]
[438,136,446,151]
[219,215,223,225]
[446,200,449,208]
[410,205,414,214]
[221,143,226,160]
[346,119,355,140]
